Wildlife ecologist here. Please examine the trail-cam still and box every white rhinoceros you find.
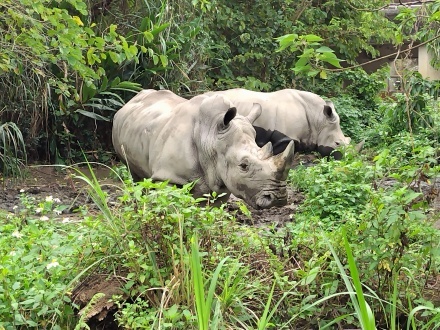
[204,89,358,161]
[112,89,295,209]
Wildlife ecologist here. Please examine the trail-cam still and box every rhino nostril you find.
[262,194,272,201]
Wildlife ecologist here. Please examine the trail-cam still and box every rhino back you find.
[112,90,199,183]
[207,89,313,142]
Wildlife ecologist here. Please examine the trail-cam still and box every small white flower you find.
[53,209,62,215]
[19,189,25,193]
[9,251,16,256]
[35,207,43,214]
[12,205,18,210]
[39,216,50,221]
[53,198,61,203]
[62,217,70,223]
[46,260,59,269]
[11,230,22,238]
[45,196,53,202]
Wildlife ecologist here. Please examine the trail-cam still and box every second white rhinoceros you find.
[112,89,295,209]
[204,88,359,161]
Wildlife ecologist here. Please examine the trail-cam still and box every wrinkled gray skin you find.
[204,88,353,162]
[112,89,295,209]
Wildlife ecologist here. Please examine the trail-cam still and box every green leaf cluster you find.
[200,0,396,89]
[276,33,342,78]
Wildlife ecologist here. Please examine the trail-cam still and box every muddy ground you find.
[0,164,305,225]
[0,163,439,329]
[1,162,438,227]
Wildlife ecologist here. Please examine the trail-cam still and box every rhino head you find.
[315,101,353,160]
[194,95,295,209]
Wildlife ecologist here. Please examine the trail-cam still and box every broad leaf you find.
[301,34,324,42]
[75,109,111,121]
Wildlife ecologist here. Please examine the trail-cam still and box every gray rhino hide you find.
[204,88,352,160]
[112,89,294,209]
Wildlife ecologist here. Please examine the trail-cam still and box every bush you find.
[285,149,440,328]
[365,72,440,149]
[332,95,366,142]
[290,155,374,226]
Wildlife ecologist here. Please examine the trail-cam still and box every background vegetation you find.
[0,0,418,165]
[0,0,440,329]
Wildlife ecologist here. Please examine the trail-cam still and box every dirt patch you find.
[0,165,119,218]
[227,188,304,227]
[0,164,306,224]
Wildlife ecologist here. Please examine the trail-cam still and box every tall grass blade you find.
[190,235,228,330]
[257,280,276,330]
[343,230,376,330]
[327,230,376,330]
[68,161,119,225]
[0,122,27,180]
[407,305,440,330]
[191,235,206,329]
[390,271,399,330]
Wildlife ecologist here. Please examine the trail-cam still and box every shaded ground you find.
[1,163,439,328]
[2,163,437,228]
[0,165,119,219]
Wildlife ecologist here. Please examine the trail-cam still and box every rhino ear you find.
[323,105,336,121]
[246,103,262,124]
[223,107,237,126]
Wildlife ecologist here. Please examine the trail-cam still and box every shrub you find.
[290,155,374,226]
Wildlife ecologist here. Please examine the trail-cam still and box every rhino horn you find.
[246,103,262,123]
[355,139,365,153]
[272,141,295,180]
[258,142,273,160]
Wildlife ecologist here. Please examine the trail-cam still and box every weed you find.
[0,122,26,180]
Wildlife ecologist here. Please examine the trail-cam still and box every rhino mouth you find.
[253,187,288,209]
[317,145,343,160]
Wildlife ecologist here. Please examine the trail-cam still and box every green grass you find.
[190,235,229,330]
[1,156,439,329]
[328,230,376,330]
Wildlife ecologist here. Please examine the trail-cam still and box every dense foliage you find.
[1,0,433,164]
[1,0,440,329]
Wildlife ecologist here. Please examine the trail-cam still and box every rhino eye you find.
[239,162,250,172]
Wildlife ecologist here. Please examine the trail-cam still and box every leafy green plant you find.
[332,95,366,142]
[0,122,26,179]
[276,34,343,78]
[76,78,142,122]
[191,235,228,330]
[0,208,83,328]
[382,72,439,135]
[290,155,373,225]
[328,231,376,330]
